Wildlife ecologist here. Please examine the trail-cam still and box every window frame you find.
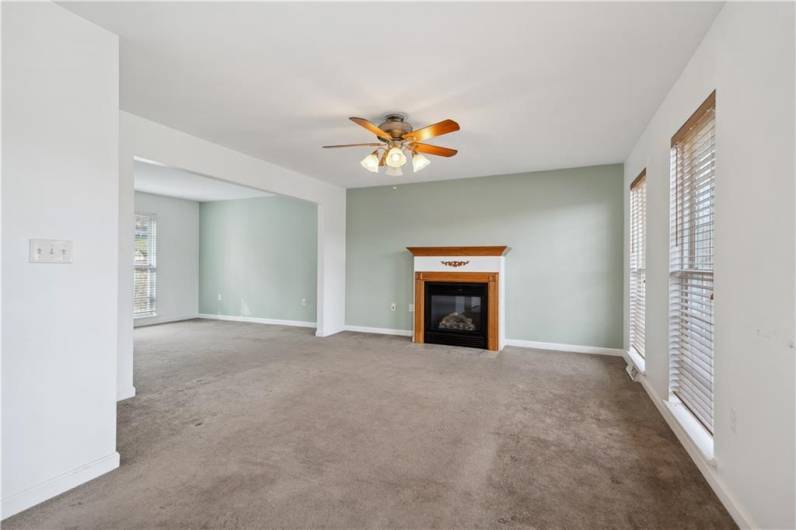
[133,212,158,319]
[668,90,716,435]
[629,169,647,360]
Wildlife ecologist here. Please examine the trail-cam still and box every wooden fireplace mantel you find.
[407,246,508,257]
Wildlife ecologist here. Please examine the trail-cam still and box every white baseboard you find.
[339,329,623,356]
[315,328,345,338]
[1,452,120,520]
[344,325,413,337]
[117,385,136,401]
[504,338,624,356]
[134,314,198,328]
[198,313,316,328]
[635,375,753,529]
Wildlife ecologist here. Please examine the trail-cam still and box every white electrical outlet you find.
[217,293,223,301]
[29,239,72,264]
[408,304,415,312]
[390,303,397,312]
[301,298,307,306]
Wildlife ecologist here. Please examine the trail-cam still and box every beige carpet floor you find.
[5,319,735,529]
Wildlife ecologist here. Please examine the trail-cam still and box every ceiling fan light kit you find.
[412,152,431,173]
[386,146,407,168]
[323,113,459,176]
[360,152,380,173]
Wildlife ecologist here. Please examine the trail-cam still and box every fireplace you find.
[408,246,508,352]
[424,282,488,348]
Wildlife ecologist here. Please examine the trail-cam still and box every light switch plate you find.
[29,239,73,264]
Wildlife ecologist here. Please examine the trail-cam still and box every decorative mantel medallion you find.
[441,260,469,268]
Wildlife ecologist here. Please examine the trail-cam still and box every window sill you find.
[134,313,157,320]
[664,398,715,465]
[624,347,646,375]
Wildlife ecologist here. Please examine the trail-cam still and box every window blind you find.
[629,170,647,358]
[669,91,716,433]
[134,213,157,317]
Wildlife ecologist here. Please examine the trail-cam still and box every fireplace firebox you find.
[424,282,488,349]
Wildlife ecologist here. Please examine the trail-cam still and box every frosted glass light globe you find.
[412,153,431,173]
[385,147,407,168]
[360,153,380,173]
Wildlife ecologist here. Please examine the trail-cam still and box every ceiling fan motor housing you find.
[379,113,413,140]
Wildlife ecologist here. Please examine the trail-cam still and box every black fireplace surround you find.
[424,282,488,349]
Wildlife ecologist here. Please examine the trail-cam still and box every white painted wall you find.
[1,2,120,518]
[133,192,199,327]
[118,112,347,400]
[134,160,272,202]
[623,3,795,528]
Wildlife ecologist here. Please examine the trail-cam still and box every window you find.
[134,213,157,318]
[629,169,647,358]
[669,91,716,433]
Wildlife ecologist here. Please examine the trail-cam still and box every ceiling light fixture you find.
[385,146,407,168]
[322,113,460,177]
[360,151,380,173]
[412,152,431,173]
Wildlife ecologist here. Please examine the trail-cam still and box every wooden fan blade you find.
[403,119,460,142]
[413,143,458,157]
[350,117,393,140]
[322,143,382,148]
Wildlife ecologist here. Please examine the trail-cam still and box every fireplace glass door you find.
[424,282,488,349]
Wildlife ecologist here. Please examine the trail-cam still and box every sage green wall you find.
[199,196,317,322]
[346,164,624,348]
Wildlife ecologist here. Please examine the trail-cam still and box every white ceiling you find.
[134,159,272,202]
[65,2,722,188]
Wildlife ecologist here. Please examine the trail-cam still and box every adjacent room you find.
[2,2,794,529]
[131,160,318,332]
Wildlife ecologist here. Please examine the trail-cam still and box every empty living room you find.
[2,1,795,529]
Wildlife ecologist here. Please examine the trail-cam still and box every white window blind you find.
[134,213,157,318]
[669,91,716,433]
[629,170,647,358]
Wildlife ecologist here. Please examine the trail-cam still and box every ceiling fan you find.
[323,113,460,176]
